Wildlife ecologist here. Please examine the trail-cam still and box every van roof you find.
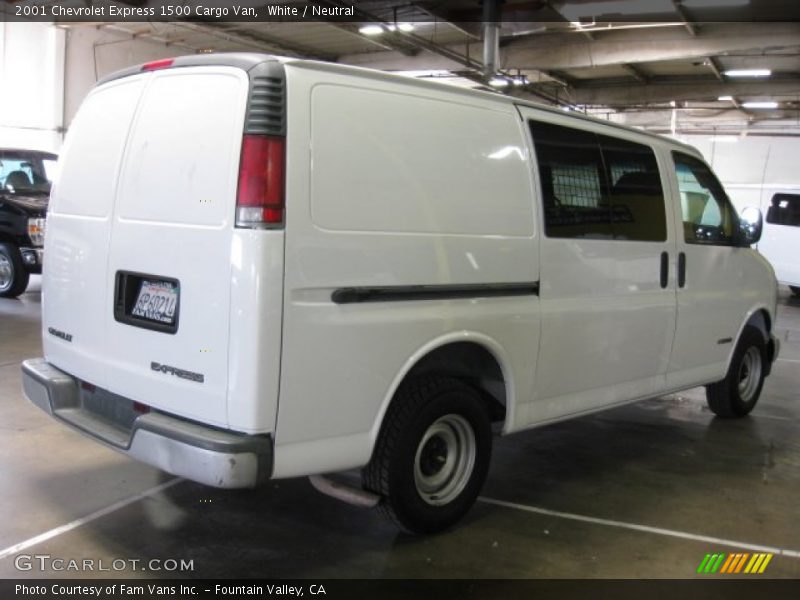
[99,52,699,156]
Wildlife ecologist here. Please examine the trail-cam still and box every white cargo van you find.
[753,189,799,295]
[23,54,779,533]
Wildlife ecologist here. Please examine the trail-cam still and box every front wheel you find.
[706,325,767,418]
[0,243,30,298]
[363,375,492,534]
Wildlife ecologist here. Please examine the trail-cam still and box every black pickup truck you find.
[0,148,57,298]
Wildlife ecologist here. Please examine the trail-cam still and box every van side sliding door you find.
[518,108,678,423]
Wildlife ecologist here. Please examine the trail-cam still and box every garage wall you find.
[0,23,65,153]
[63,26,192,133]
[679,134,800,211]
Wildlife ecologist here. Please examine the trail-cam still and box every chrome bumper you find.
[21,358,272,488]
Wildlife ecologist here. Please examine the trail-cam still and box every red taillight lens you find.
[141,58,174,72]
[236,135,286,228]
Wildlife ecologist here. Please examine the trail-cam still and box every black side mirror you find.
[738,206,763,247]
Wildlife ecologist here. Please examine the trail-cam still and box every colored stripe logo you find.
[696,552,773,574]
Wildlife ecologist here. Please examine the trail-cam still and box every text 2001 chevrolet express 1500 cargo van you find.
[23,54,779,533]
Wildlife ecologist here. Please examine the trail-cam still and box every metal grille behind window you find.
[530,120,666,242]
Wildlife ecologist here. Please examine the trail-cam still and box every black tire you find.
[0,243,29,299]
[790,286,800,297]
[363,375,492,534]
[706,325,767,418]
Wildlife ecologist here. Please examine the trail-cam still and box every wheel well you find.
[404,342,507,423]
[745,309,771,341]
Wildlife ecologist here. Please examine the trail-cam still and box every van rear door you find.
[45,65,251,429]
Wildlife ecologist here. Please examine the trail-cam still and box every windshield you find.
[0,150,56,195]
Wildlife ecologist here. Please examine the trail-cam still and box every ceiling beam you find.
[340,23,800,73]
[706,56,724,81]
[310,1,421,57]
[569,78,800,106]
[672,0,699,37]
[188,23,337,61]
[621,63,648,83]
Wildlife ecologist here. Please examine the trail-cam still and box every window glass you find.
[599,134,666,241]
[530,121,612,239]
[530,121,666,241]
[766,193,800,227]
[672,152,737,245]
[0,153,51,195]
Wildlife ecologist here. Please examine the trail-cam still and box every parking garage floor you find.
[1,278,798,579]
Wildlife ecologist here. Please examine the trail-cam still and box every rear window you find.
[766,193,800,227]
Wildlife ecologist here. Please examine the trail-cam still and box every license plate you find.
[131,279,179,325]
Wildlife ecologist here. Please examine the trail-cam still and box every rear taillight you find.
[236,135,286,228]
[141,58,174,72]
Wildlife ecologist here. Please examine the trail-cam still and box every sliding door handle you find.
[678,252,686,288]
[660,251,669,289]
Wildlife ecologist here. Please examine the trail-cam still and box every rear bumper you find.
[21,358,272,488]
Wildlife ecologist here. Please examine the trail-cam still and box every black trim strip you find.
[717,337,733,345]
[332,282,540,304]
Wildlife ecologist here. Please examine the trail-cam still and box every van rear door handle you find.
[678,252,686,288]
[660,251,669,289]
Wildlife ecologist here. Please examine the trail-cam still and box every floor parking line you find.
[0,478,182,561]
[478,496,800,558]
[777,358,800,364]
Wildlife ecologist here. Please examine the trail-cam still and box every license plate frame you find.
[114,271,180,334]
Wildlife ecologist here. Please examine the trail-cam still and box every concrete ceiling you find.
[53,0,800,135]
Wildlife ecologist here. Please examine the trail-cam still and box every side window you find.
[672,152,737,245]
[766,193,800,227]
[530,120,666,241]
[598,134,666,242]
[530,121,612,239]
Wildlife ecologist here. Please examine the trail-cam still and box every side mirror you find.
[738,206,763,246]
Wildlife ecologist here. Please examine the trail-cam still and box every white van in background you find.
[688,136,800,296]
[761,190,800,295]
[725,184,800,296]
[22,54,779,533]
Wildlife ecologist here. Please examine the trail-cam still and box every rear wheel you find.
[0,244,29,298]
[363,375,492,534]
[790,286,800,297]
[706,325,767,418]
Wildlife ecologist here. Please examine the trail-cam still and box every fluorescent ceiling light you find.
[561,0,673,19]
[489,77,510,87]
[682,0,749,7]
[741,101,778,109]
[397,23,415,32]
[359,25,384,35]
[717,95,734,101]
[724,69,771,77]
[512,76,528,86]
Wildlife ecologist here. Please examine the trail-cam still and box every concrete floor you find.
[0,276,798,579]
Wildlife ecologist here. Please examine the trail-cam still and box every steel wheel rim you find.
[413,414,476,506]
[738,346,762,403]
[0,254,12,292]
